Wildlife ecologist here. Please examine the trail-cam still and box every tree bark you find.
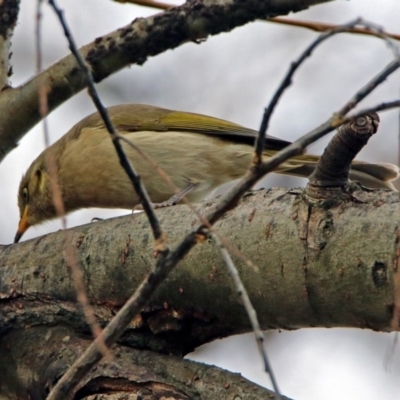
[0,326,290,399]
[0,186,398,397]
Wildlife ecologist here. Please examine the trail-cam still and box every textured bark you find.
[1,187,398,397]
[1,188,397,335]
[0,0,333,162]
[0,326,289,399]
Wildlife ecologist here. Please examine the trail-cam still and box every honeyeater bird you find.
[15,104,399,243]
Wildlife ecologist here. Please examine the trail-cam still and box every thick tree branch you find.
[1,188,397,340]
[119,0,400,42]
[0,0,332,162]
[0,326,289,399]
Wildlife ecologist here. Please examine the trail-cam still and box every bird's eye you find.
[22,187,29,202]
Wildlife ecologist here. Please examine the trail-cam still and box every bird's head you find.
[15,155,57,243]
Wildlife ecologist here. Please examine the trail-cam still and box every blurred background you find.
[1,0,400,398]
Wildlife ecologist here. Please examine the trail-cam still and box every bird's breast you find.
[58,129,254,210]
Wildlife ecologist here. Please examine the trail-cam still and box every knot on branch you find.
[308,112,379,190]
[298,112,381,251]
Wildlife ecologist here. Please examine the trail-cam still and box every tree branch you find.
[116,0,400,41]
[4,187,397,397]
[0,326,289,399]
[1,188,397,338]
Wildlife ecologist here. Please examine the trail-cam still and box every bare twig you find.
[343,99,400,122]
[48,0,165,246]
[35,0,50,147]
[114,0,170,9]
[210,231,281,398]
[270,16,400,42]
[36,0,106,350]
[254,18,400,164]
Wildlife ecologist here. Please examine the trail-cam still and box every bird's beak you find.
[14,206,30,243]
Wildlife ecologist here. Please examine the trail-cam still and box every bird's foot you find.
[133,182,199,211]
[133,197,180,212]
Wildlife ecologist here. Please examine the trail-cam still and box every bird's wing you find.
[105,104,292,151]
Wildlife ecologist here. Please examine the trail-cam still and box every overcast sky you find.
[1,1,400,399]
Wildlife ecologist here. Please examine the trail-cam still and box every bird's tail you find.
[272,153,399,190]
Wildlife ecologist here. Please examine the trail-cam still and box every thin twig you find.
[210,232,281,398]
[114,0,170,9]
[35,0,50,147]
[270,16,400,42]
[343,99,400,123]
[36,0,105,347]
[254,18,400,164]
[48,0,165,245]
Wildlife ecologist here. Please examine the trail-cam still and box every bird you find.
[15,104,399,243]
